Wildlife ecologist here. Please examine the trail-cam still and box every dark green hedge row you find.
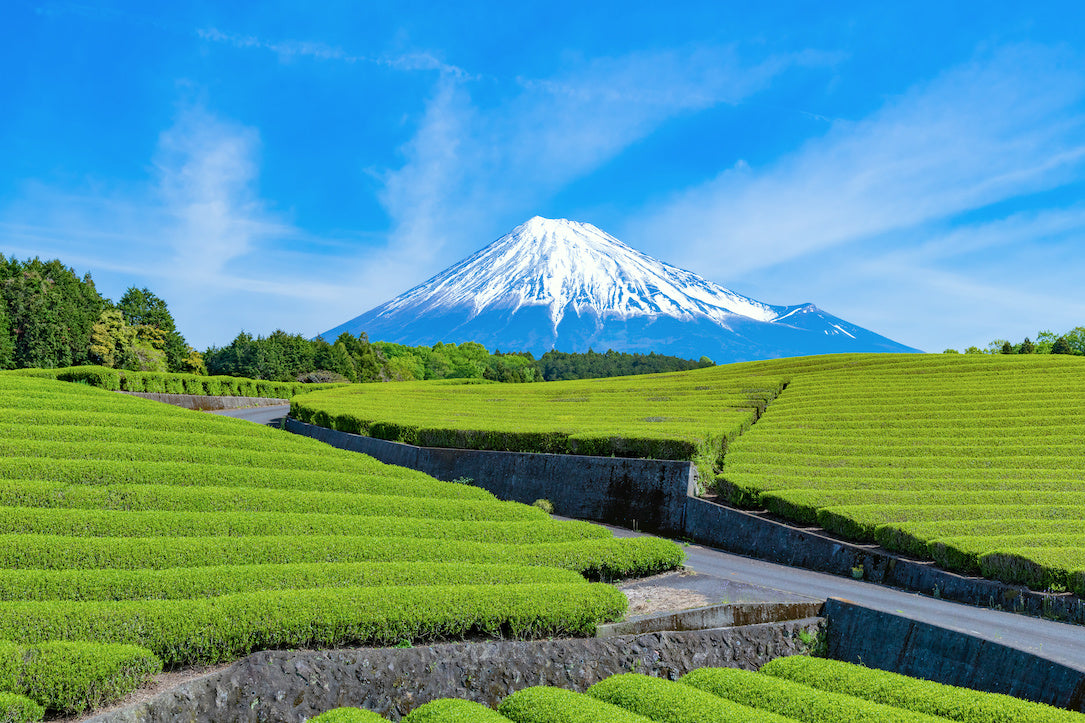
[11,366,343,398]
[0,562,586,602]
[310,707,388,722]
[760,656,1085,723]
[291,404,700,460]
[680,666,944,723]
[0,457,480,501]
[0,534,682,581]
[405,699,511,723]
[0,480,541,521]
[587,673,792,723]
[0,640,160,715]
[0,507,607,544]
[0,583,627,666]
[499,685,652,723]
[0,692,42,723]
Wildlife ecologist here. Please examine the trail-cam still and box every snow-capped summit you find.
[321,217,920,362]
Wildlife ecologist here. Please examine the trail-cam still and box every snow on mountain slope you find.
[321,217,922,362]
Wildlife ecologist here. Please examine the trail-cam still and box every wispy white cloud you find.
[196,27,472,78]
[370,45,836,288]
[630,44,1085,279]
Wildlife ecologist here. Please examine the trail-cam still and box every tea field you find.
[312,656,1085,722]
[294,353,1085,595]
[0,374,681,718]
[291,372,787,471]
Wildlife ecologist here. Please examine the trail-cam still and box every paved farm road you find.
[217,405,1085,672]
[604,523,1085,671]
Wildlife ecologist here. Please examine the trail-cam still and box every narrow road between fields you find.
[217,405,1085,672]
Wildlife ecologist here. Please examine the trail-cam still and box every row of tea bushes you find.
[310,656,1085,723]
[9,365,342,398]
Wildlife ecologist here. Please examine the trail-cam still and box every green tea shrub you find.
[760,656,1085,722]
[587,673,791,722]
[310,707,387,722]
[680,666,944,722]
[500,685,653,722]
[405,698,510,722]
[0,692,43,723]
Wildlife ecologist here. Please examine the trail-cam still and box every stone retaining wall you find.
[87,620,820,723]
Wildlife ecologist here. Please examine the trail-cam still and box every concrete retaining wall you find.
[87,620,820,723]
[823,598,1085,710]
[286,419,696,535]
[121,392,288,411]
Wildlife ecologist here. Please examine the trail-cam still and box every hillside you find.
[0,374,681,715]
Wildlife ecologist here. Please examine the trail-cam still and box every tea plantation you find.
[0,374,681,718]
[311,656,1085,722]
[294,353,1085,595]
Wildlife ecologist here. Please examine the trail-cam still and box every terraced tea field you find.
[291,372,787,468]
[313,656,1085,722]
[0,374,680,717]
[294,353,1085,595]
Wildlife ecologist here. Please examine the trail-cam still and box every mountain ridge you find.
[322,217,922,362]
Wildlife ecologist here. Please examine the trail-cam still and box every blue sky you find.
[3,1,1085,353]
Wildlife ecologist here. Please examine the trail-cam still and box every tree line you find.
[0,256,200,373]
[944,328,1085,355]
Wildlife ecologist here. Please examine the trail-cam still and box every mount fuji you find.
[321,217,921,363]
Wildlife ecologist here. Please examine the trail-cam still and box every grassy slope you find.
[0,376,681,668]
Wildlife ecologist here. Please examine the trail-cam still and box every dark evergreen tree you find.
[1000,340,1014,354]
[1018,337,1035,354]
[1052,336,1075,355]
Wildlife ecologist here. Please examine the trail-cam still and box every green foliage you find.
[760,656,1085,722]
[587,673,791,722]
[291,371,785,463]
[0,372,678,714]
[1052,336,1074,355]
[10,642,160,715]
[679,666,945,722]
[500,685,653,722]
[0,562,586,603]
[0,257,106,369]
[0,692,43,723]
[310,707,388,722]
[19,365,341,398]
[535,349,714,381]
[713,353,1085,592]
[1018,337,1035,354]
[0,583,626,666]
[406,698,511,723]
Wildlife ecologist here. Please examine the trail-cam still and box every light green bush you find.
[587,673,791,722]
[406,698,510,722]
[500,685,653,723]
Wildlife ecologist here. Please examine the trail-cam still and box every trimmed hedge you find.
[679,666,945,722]
[587,673,793,723]
[0,481,542,521]
[760,656,1085,723]
[11,366,342,398]
[0,692,43,723]
[0,457,485,501]
[0,507,608,544]
[0,562,587,602]
[0,641,159,715]
[499,685,653,723]
[0,534,681,581]
[310,707,388,722]
[406,698,511,722]
[0,583,627,666]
